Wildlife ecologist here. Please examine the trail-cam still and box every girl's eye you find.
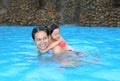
[54,33,56,35]
[53,34,56,36]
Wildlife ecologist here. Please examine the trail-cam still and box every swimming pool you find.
[0,25,120,81]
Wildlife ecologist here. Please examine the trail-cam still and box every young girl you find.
[48,23,74,51]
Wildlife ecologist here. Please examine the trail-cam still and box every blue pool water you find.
[0,25,120,81]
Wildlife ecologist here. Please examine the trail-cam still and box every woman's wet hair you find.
[32,25,49,40]
[49,23,59,35]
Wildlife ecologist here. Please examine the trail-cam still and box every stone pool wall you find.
[0,0,120,27]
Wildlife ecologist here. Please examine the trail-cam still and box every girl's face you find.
[51,28,61,40]
[34,31,49,50]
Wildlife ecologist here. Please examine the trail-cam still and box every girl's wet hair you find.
[32,25,49,40]
[49,23,59,35]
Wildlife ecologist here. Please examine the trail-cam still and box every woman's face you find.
[34,31,49,50]
[51,28,61,40]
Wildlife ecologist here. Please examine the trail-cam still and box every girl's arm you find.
[40,37,63,53]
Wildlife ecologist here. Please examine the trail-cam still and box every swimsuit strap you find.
[59,41,66,48]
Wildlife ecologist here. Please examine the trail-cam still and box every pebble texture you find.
[0,0,120,26]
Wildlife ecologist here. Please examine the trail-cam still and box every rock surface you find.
[0,0,120,27]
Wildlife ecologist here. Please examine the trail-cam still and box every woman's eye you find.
[36,38,41,41]
[43,37,47,40]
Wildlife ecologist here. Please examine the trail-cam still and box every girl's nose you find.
[57,34,60,37]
